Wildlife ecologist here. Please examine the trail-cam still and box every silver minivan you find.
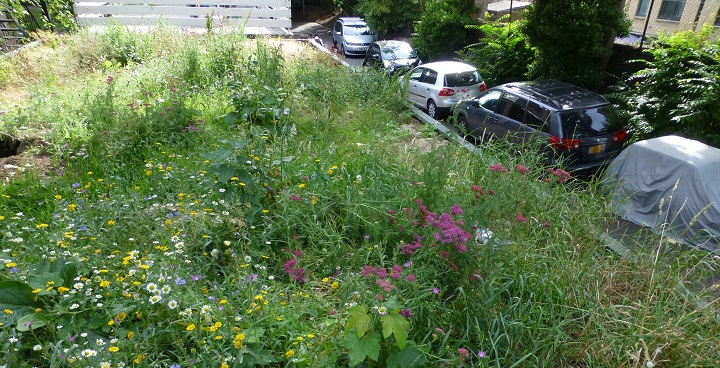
[332,17,375,56]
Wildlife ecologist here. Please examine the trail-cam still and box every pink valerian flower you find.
[547,168,571,183]
[450,204,463,215]
[470,185,484,195]
[362,265,378,278]
[375,278,395,292]
[390,265,403,279]
[471,270,482,281]
[399,234,423,254]
[400,309,412,318]
[458,348,470,361]
[517,213,528,223]
[406,274,416,282]
[516,165,531,175]
[289,194,303,201]
[430,212,472,248]
[375,268,388,279]
[489,163,509,172]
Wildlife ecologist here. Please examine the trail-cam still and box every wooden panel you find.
[75,0,289,6]
[74,5,290,18]
[76,15,291,28]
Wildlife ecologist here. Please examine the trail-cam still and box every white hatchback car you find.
[403,61,487,119]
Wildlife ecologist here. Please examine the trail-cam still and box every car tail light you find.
[439,88,455,97]
[479,82,487,92]
[549,136,581,150]
[611,129,627,142]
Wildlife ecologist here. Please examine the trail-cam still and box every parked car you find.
[362,40,421,76]
[332,17,375,56]
[402,61,487,119]
[452,79,629,172]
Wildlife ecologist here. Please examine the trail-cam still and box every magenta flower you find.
[432,287,440,294]
[516,165,530,175]
[289,194,303,201]
[489,163,509,172]
[400,309,412,318]
[517,214,527,223]
[477,351,487,358]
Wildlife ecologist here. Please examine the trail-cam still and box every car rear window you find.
[559,105,622,138]
[444,71,481,87]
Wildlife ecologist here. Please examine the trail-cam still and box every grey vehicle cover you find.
[603,135,720,253]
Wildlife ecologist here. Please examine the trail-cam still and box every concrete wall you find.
[625,0,720,37]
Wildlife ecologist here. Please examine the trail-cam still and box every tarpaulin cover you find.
[603,135,720,253]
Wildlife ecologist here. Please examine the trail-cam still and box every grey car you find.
[362,40,421,76]
[332,17,375,56]
[452,80,629,172]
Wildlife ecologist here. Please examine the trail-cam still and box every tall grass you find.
[0,25,718,368]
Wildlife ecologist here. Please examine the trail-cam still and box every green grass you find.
[0,26,718,368]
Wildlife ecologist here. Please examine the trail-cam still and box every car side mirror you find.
[372,53,380,60]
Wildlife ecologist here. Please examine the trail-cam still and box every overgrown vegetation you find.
[522,0,630,89]
[0,26,719,368]
[609,26,720,146]
[458,18,534,87]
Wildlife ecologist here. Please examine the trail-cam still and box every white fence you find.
[73,0,291,30]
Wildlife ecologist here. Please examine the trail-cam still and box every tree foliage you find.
[609,26,720,147]
[522,0,629,89]
[458,18,535,86]
[356,0,420,35]
[413,0,478,61]
[4,0,76,32]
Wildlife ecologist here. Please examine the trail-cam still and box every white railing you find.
[73,0,291,29]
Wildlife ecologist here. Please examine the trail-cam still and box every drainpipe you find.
[639,0,656,51]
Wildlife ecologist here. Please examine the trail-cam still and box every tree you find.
[522,0,629,89]
[355,0,420,36]
[413,0,478,61]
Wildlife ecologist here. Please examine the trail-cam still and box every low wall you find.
[73,0,291,29]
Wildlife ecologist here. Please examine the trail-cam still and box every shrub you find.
[412,0,478,61]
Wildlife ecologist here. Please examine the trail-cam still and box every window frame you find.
[657,0,686,21]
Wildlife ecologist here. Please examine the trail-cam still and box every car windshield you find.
[559,105,622,138]
[445,70,481,87]
[345,25,373,36]
[381,44,417,60]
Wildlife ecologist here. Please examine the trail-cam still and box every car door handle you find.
[426,88,430,91]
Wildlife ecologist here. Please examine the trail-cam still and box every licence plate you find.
[589,144,604,154]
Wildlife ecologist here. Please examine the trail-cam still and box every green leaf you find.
[243,327,266,343]
[16,312,47,332]
[28,273,64,295]
[204,148,234,162]
[0,281,41,324]
[59,262,78,288]
[381,312,409,349]
[342,331,381,366]
[212,164,237,183]
[345,304,371,337]
[386,344,427,368]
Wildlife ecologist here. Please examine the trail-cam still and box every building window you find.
[636,0,651,17]
[715,10,720,26]
[657,0,686,21]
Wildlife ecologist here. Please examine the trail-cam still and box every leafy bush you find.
[412,0,478,61]
[356,0,420,35]
[458,18,535,86]
[522,0,629,89]
[609,26,720,146]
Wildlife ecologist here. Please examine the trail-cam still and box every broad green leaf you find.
[16,312,47,332]
[204,147,234,162]
[59,262,78,288]
[212,164,237,183]
[0,280,40,310]
[345,304,371,337]
[381,312,409,349]
[386,344,427,368]
[224,112,241,124]
[342,331,381,366]
[28,273,64,294]
[243,327,266,343]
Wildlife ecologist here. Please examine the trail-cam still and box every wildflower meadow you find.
[0,25,718,367]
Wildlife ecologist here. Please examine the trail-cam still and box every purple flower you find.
[191,275,202,281]
[477,351,487,358]
[9,267,18,273]
[246,274,258,282]
[170,364,181,368]
[175,278,186,285]
[71,183,80,188]
[432,287,440,295]
[363,235,370,240]
[400,309,412,318]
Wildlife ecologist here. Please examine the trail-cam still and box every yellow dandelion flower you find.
[5,262,16,268]
[133,354,145,363]
[298,183,306,188]
[54,195,62,200]
[285,349,296,359]
[3,309,13,314]
[107,220,115,226]
[331,281,339,289]
[108,346,119,353]
[186,324,196,331]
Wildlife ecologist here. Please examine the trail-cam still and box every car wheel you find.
[340,43,347,56]
[427,100,438,120]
